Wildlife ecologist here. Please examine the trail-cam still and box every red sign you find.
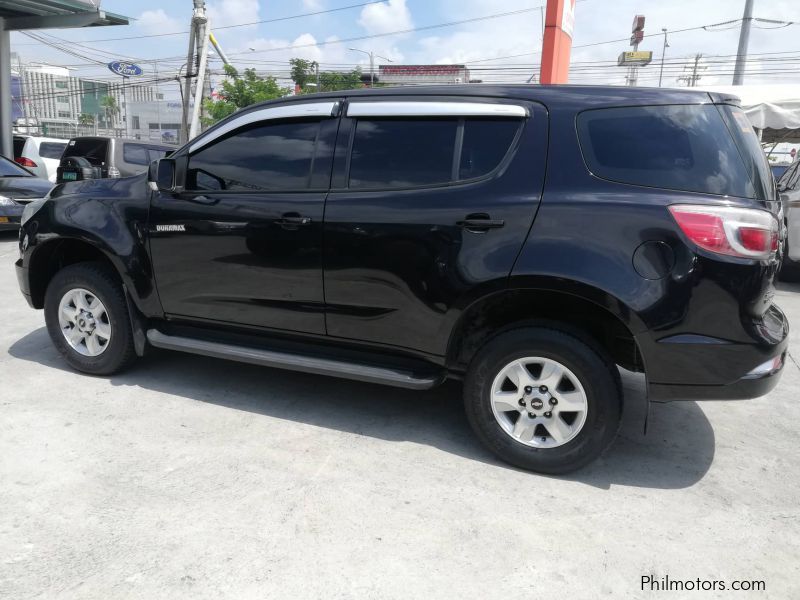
[632,14,645,32]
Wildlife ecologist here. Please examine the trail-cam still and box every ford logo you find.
[107,61,143,77]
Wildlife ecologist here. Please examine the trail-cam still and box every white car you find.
[777,160,800,280]
[13,135,68,182]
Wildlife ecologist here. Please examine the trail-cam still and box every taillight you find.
[668,204,779,260]
[15,157,37,168]
[108,166,120,178]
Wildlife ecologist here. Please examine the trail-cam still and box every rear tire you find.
[44,262,137,375]
[463,326,621,474]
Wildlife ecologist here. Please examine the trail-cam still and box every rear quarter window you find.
[123,143,150,166]
[577,105,757,199]
[38,142,66,160]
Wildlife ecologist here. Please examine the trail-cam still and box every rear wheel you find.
[44,262,137,375]
[463,327,621,474]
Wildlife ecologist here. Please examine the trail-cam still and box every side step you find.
[146,329,445,390]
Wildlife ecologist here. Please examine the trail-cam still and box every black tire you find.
[44,262,137,375]
[779,258,800,282]
[463,326,622,474]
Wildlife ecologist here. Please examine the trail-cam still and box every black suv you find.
[15,86,788,473]
[56,137,175,183]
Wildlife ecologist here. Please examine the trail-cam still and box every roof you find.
[0,0,128,29]
[259,84,719,112]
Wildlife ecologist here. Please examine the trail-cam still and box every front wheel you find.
[44,262,137,375]
[463,327,622,474]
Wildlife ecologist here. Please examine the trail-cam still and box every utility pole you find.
[679,54,705,87]
[349,47,392,86]
[733,0,755,85]
[658,28,669,87]
[180,0,206,144]
[189,15,210,140]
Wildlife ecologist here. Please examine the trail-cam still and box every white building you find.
[377,65,472,86]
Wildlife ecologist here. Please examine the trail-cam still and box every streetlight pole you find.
[658,28,669,87]
[348,47,392,86]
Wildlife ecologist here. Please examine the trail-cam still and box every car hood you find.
[0,176,54,201]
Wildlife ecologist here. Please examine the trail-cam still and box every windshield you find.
[0,155,32,177]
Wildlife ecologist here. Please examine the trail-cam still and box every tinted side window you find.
[39,142,66,159]
[123,143,150,166]
[459,119,520,180]
[577,105,756,198]
[186,120,320,191]
[777,163,798,190]
[349,119,458,189]
[147,147,169,162]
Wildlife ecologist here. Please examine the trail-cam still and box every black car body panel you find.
[15,85,789,402]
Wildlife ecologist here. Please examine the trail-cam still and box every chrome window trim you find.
[189,101,339,153]
[346,101,528,119]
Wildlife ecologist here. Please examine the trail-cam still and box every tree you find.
[78,113,95,126]
[289,58,315,91]
[289,58,363,93]
[100,95,119,128]
[202,64,291,124]
[318,69,363,92]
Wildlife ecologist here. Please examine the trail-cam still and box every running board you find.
[146,329,444,390]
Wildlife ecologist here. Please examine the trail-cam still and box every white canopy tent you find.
[698,85,800,144]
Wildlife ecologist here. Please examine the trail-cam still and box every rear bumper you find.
[643,304,789,402]
[649,355,786,401]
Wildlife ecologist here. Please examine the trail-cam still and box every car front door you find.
[323,98,548,357]
[149,100,340,334]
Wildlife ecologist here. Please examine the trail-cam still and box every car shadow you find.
[8,327,715,490]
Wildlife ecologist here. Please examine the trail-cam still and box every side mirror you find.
[149,158,178,193]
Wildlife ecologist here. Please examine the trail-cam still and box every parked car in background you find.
[0,155,53,231]
[771,163,791,182]
[13,135,67,182]
[777,161,800,280]
[16,86,788,474]
[56,137,175,183]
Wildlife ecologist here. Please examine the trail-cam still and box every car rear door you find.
[149,100,341,334]
[323,97,548,356]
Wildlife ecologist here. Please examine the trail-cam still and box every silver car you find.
[777,160,800,279]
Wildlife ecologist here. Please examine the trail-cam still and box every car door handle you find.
[275,214,312,230]
[457,214,505,232]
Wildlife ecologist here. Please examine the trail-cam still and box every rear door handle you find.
[189,195,217,205]
[457,214,505,232]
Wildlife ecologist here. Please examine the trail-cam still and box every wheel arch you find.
[27,237,134,310]
[446,280,647,377]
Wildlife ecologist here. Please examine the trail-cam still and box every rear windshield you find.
[39,141,67,160]
[576,104,761,199]
[13,137,25,157]
[62,138,109,166]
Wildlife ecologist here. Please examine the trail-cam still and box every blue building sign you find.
[107,61,144,77]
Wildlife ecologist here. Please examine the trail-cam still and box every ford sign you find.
[107,61,144,77]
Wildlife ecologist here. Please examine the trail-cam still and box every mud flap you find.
[123,284,147,357]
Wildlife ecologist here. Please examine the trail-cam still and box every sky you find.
[9,0,800,98]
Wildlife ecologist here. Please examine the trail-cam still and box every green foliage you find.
[318,69,363,92]
[77,113,95,126]
[202,64,291,125]
[289,57,363,94]
[289,58,315,90]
